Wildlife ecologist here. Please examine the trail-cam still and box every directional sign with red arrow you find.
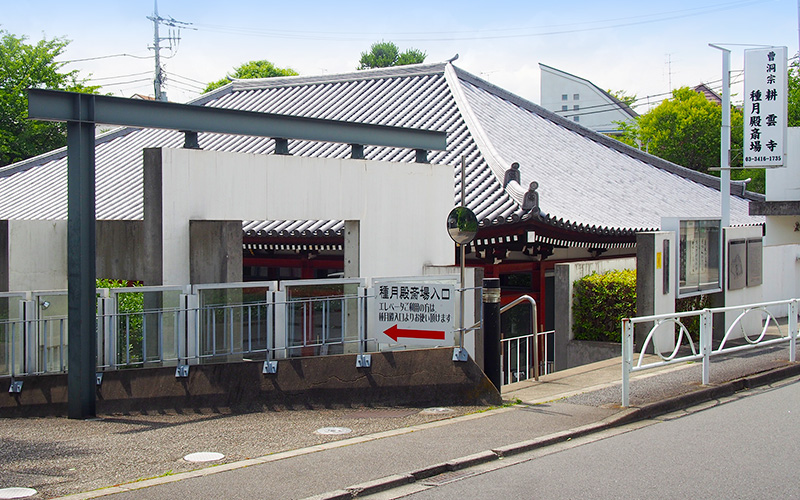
[372,281,455,346]
[383,324,446,342]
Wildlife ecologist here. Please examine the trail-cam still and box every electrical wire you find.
[60,53,152,64]
[189,0,767,42]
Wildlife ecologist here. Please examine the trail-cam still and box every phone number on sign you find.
[745,155,782,162]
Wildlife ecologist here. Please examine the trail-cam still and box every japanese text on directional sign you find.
[374,282,455,346]
[743,46,787,168]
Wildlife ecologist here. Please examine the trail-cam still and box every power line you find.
[189,0,766,42]
[88,72,152,82]
[60,53,152,64]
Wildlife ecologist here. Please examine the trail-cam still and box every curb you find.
[307,362,800,499]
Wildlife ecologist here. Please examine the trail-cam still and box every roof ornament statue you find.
[521,181,540,213]
[503,162,520,188]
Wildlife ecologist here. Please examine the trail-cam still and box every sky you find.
[2,0,798,110]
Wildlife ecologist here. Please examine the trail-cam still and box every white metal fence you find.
[621,298,799,406]
[501,330,554,384]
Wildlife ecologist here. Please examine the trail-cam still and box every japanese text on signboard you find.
[372,281,455,345]
[377,284,452,324]
[743,46,787,167]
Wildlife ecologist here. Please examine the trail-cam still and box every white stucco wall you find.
[8,220,67,291]
[160,148,454,285]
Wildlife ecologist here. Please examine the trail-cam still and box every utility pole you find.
[147,0,192,102]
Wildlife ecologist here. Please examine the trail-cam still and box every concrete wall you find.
[189,220,243,284]
[553,256,636,370]
[0,348,501,417]
[96,220,145,282]
[635,232,676,354]
[3,220,147,292]
[8,220,67,291]
[150,148,454,286]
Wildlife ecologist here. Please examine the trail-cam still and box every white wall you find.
[9,220,67,291]
[723,226,763,335]
[766,127,800,202]
[160,148,454,285]
[540,65,634,134]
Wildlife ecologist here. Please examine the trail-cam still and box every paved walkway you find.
[1,337,798,500]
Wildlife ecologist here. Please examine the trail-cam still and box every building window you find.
[573,116,580,122]
[573,104,580,110]
[561,94,568,101]
[573,93,580,100]
[561,105,568,111]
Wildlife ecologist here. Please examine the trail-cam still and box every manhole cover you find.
[184,452,225,462]
[0,488,37,499]
[315,427,352,435]
[420,407,454,415]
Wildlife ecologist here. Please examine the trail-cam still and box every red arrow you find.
[383,324,446,342]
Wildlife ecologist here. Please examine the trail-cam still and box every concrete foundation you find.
[0,348,501,417]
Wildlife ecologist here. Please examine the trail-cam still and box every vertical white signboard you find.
[374,282,454,346]
[743,46,787,168]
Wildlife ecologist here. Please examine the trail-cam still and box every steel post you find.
[482,278,502,391]
[701,309,713,385]
[621,319,633,407]
[66,95,97,420]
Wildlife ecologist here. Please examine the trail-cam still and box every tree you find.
[607,89,637,108]
[0,31,99,167]
[788,60,800,127]
[615,87,766,192]
[203,60,298,93]
[357,41,426,70]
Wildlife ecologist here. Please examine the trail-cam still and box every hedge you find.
[573,269,636,343]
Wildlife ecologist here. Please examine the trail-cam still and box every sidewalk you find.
[1,341,798,500]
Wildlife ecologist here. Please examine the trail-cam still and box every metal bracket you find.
[452,347,469,362]
[356,354,372,368]
[8,380,23,394]
[175,365,190,378]
[96,373,103,386]
[262,361,278,374]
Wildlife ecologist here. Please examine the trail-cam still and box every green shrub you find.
[675,293,711,339]
[573,269,636,343]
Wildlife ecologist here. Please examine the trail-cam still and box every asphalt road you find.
[393,378,800,499]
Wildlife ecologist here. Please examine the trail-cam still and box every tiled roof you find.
[0,62,762,238]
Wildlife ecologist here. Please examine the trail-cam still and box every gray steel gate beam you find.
[28,89,447,151]
[27,89,446,419]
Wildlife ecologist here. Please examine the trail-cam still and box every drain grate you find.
[421,470,476,486]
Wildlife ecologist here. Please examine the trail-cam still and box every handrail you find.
[500,295,539,381]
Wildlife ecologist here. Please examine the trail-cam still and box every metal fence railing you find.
[1,277,486,378]
[501,330,554,385]
[621,298,799,407]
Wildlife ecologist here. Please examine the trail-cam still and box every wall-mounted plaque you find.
[728,239,746,290]
[747,238,763,287]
